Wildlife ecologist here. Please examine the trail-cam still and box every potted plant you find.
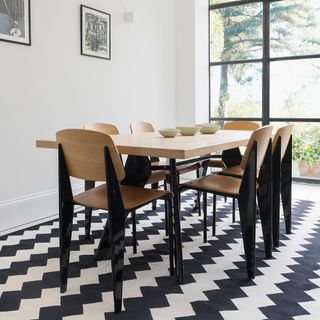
[292,127,320,177]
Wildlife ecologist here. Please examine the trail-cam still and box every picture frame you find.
[0,0,31,45]
[80,5,111,60]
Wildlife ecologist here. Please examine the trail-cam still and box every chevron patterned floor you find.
[0,192,320,320]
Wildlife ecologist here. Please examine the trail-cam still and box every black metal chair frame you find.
[58,144,174,313]
[180,142,259,279]
[272,136,292,247]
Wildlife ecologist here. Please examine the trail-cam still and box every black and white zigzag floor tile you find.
[0,192,319,320]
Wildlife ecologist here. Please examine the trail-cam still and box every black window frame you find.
[208,0,320,183]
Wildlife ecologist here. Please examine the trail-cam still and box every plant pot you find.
[311,162,320,177]
[297,160,320,178]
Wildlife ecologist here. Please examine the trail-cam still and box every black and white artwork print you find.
[0,0,31,45]
[81,5,111,60]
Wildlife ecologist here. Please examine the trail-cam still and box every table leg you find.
[169,158,184,284]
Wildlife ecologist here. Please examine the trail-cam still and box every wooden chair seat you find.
[220,165,243,178]
[151,161,201,175]
[177,162,201,174]
[74,184,171,211]
[207,159,226,168]
[182,174,241,197]
[147,170,167,185]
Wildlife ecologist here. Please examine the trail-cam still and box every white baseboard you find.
[0,184,83,236]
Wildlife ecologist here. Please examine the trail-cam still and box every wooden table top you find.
[36,130,251,159]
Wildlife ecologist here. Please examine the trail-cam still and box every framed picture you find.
[0,0,31,45]
[80,5,111,60]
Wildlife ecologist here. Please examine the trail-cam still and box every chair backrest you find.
[84,123,120,135]
[223,121,260,131]
[56,129,125,182]
[240,125,273,175]
[130,121,155,133]
[272,124,294,160]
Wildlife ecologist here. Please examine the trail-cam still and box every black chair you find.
[56,128,174,313]
[180,125,273,279]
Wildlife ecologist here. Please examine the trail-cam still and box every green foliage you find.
[210,1,320,118]
[224,97,259,118]
[292,127,320,164]
[270,1,320,56]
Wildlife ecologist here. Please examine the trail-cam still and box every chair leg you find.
[151,182,159,210]
[237,141,258,279]
[196,169,201,217]
[257,187,273,259]
[84,180,95,238]
[104,146,126,313]
[203,192,207,243]
[194,169,201,212]
[202,192,207,214]
[197,191,201,216]
[95,220,111,261]
[232,198,236,223]
[59,201,74,293]
[273,176,281,248]
[281,136,292,235]
[212,194,216,237]
[132,210,137,254]
[177,175,181,212]
[197,190,201,217]
[256,138,273,257]
[238,196,256,279]
[164,182,169,236]
[110,220,125,313]
[272,140,281,247]
[167,197,174,276]
[281,179,292,234]
[84,207,92,239]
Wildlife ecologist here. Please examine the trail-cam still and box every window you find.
[209,0,320,181]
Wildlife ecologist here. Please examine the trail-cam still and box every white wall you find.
[0,0,177,232]
[176,0,209,126]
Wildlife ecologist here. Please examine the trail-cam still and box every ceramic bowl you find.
[176,126,200,136]
[158,128,180,138]
[197,124,220,134]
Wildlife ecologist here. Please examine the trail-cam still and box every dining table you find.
[37,129,254,284]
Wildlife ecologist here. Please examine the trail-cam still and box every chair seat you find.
[177,162,200,174]
[147,162,200,185]
[151,161,200,175]
[181,174,241,197]
[147,170,167,184]
[220,165,244,177]
[207,159,226,168]
[74,184,172,211]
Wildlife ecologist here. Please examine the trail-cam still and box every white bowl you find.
[176,126,200,136]
[158,128,180,138]
[197,124,220,134]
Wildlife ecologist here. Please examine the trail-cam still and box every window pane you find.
[210,3,263,62]
[270,0,320,57]
[271,122,320,180]
[270,59,320,118]
[210,63,262,118]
